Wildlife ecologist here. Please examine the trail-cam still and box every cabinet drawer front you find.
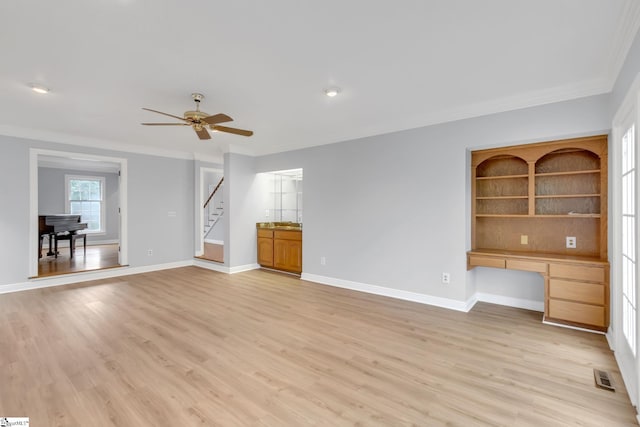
[274,230,302,241]
[549,279,605,305]
[469,255,505,269]
[506,259,547,273]
[549,299,605,327]
[549,264,605,282]
[257,229,273,238]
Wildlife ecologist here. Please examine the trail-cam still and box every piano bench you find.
[54,232,87,259]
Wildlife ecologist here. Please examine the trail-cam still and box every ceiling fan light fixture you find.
[324,87,341,97]
[29,83,50,94]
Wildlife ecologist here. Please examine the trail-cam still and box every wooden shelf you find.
[535,194,600,199]
[535,169,600,177]
[476,196,528,200]
[470,135,609,331]
[476,174,528,180]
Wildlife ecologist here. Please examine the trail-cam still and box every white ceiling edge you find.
[605,0,640,89]
[0,124,196,160]
[2,4,639,162]
[251,77,613,156]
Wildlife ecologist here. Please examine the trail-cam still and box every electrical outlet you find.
[566,236,576,249]
[520,235,528,245]
[147,249,153,256]
[442,272,450,284]
[320,256,326,266]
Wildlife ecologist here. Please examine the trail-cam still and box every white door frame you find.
[196,166,223,256]
[29,148,128,277]
[611,72,640,417]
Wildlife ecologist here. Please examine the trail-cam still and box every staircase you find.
[203,177,224,240]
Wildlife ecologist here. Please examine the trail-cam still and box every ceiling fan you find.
[141,93,253,140]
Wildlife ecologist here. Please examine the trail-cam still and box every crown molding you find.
[606,0,640,89]
[0,124,197,160]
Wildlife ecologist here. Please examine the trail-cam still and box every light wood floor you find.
[38,244,120,277]
[0,267,636,426]
[196,242,224,263]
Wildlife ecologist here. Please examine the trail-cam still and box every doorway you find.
[29,149,128,278]
[197,167,224,263]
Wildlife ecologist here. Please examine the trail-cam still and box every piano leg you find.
[47,233,56,256]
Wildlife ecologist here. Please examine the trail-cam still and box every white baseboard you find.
[204,239,224,245]
[0,260,192,294]
[301,273,477,312]
[193,260,259,274]
[476,292,544,312]
[542,316,605,335]
[230,263,260,274]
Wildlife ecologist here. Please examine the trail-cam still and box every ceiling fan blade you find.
[141,123,190,126]
[212,125,254,137]
[142,108,190,122]
[195,127,211,140]
[202,113,233,125]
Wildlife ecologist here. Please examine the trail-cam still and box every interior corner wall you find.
[0,135,195,288]
[224,152,262,269]
[254,94,611,304]
[610,28,640,119]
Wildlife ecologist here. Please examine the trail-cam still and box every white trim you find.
[230,263,260,274]
[476,292,544,312]
[193,260,259,274]
[542,317,606,335]
[65,174,106,233]
[31,148,128,276]
[605,1,640,89]
[1,124,196,160]
[301,273,477,312]
[204,239,224,245]
[1,260,192,295]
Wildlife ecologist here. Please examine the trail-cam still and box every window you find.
[621,124,637,355]
[65,175,105,233]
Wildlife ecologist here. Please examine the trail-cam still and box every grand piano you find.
[39,214,88,259]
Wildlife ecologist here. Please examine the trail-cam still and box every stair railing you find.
[204,177,224,209]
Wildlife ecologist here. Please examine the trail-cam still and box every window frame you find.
[65,174,106,234]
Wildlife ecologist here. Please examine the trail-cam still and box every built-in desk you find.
[468,250,609,332]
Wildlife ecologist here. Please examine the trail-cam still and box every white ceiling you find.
[1,1,639,160]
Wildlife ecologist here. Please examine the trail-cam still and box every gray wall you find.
[253,94,611,303]
[224,153,263,268]
[38,167,120,242]
[0,135,194,287]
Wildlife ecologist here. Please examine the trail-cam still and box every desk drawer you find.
[549,264,605,282]
[506,259,547,273]
[549,279,605,305]
[469,255,505,269]
[549,299,605,327]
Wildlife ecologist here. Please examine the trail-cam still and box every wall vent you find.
[593,369,615,391]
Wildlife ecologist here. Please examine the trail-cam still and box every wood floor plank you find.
[0,266,636,426]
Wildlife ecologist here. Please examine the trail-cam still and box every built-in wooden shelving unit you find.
[468,135,609,331]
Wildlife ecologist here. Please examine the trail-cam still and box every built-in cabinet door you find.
[274,239,302,273]
[257,237,274,267]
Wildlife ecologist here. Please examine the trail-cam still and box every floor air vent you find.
[594,369,615,391]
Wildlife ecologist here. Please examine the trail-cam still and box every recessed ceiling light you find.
[29,83,50,94]
[324,87,341,97]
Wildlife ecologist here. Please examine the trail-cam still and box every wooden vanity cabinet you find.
[257,229,274,267]
[273,231,302,273]
[257,228,302,274]
[468,135,609,331]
